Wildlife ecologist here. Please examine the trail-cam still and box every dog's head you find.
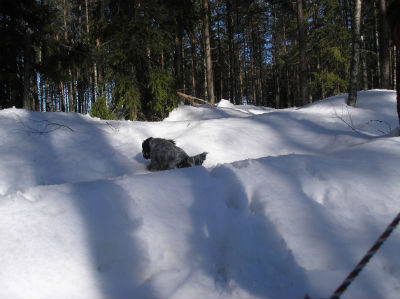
[142,137,153,159]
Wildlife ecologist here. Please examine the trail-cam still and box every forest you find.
[1,0,398,120]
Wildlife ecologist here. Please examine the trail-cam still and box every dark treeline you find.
[1,0,398,120]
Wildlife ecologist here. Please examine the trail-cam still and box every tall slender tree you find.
[387,0,400,134]
[23,29,33,110]
[379,0,391,89]
[348,0,363,107]
[202,0,215,104]
[296,0,309,106]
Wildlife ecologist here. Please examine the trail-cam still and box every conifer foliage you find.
[0,0,398,120]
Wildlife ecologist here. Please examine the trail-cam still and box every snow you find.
[1,90,400,298]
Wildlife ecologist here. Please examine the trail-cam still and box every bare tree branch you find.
[17,117,74,135]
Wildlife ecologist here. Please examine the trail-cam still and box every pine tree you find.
[296,0,309,106]
[378,0,391,89]
[386,0,400,134]
[0,0,51,109]
[202,0,215,104]
[348,0,363,107]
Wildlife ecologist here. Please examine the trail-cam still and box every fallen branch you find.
[176,91,213,106]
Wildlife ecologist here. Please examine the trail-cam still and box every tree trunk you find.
[397,49,400,133]
[236,43,242,104]
[347,0,362,107]
[296,0,309,106]
[84,0,98,104]
[85,0,90,34]
[226,0,234,103]
[84,0,93,107]
[45,80,50,111]
[175,34,183,91]
[60,82,66,112]
[379,0,391,89]
[203,0,215,104]
[68,69,74,112]
[258,39,264,105]
[190,33,197,97]
[204,54,207,99]
[361,35,369,90]
[387,0,400,133]
[243,40,250,104]
[249,23,257,105]
[283,23,291,107]
[394,46,397,91]
[33,76,39,111]
[23,30,33,110]
[217,11,223,101]
[275,75,280,108]
[375,3,382,87]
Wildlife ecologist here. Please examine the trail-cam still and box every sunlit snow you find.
[1,90,399,298]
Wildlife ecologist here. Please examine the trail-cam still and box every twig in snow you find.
[17,117,74,135]
[365,120,392,135]
[106,121,120,133]
[333,105,358,132]
[332,106,392,135]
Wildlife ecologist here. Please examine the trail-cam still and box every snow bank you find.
[1,90,399,298]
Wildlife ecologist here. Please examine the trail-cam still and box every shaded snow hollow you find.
[1,90,399,298]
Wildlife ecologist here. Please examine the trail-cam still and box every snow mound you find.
[1,90,400,298]
[216,99,235,108]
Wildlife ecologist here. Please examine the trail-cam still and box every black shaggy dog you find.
[142,137,208,171]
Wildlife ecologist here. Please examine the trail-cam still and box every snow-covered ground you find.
[1,90,399,298]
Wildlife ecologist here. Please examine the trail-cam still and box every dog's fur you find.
[142,137,207,171]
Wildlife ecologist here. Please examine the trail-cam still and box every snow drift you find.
[0,90,399,298]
